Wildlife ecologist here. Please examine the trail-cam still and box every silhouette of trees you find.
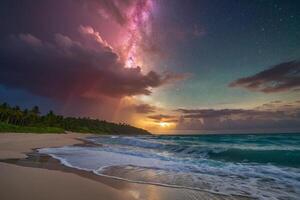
[0,102,150,135]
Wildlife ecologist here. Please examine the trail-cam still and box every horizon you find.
[0,0,299,134]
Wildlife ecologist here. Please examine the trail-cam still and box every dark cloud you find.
[134,104,156,114]
[0,26,182,101]
[255,100,300,111]
[177,117,300,132]
[176,105,300,131]
[163,119,179,123]
[148,114,176,121]
[270,100,282,104]
[229,60,300,93]
[176,108,285,119]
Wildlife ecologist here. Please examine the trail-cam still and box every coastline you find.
[0,133,252,200]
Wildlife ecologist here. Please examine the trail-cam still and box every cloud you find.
[177,117,300,131]
[176,108,285,119]
[0,25,182,101]
[229,60,300,93]
[176,103,300,131]
[18,34,42,47]
[147,114,176,122]
[134,103,156,114]
[78,25,112,49]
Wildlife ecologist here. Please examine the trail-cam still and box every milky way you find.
[119,0,155,69]
[0,0,299,133]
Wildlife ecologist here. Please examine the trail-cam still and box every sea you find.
[39,133,300,200]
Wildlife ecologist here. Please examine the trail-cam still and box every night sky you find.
[0,0,299,133]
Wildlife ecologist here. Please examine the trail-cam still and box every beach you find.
[0,133,253,200]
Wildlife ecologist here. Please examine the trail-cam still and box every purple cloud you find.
[175,104,300,132]
[0,26,184,101]
[229,60,300,93]
[134,104,156,114]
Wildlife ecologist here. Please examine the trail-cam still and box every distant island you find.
[0,102,150,135]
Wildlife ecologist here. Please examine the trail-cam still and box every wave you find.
[88,135,300,167]
[208,148,300,167]
[39,133,300,200]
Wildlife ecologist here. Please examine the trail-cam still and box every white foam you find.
[39,146,177,172]
[38,137,300,200]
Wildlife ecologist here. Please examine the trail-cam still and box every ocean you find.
[39,133,300,200]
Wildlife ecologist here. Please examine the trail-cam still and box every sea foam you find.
[39,134,300,200]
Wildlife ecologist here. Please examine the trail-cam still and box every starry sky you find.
[0,0,299,134]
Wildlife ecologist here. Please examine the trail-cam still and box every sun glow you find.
[159,122,171,128]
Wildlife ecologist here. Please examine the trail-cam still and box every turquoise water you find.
[39,133,300,200]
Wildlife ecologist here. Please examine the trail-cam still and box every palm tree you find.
[31,106,40,115]
[22,109,29,126]
[27,106,40,125]
[0,103,9,122]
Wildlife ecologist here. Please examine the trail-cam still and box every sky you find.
[0,0,299,134]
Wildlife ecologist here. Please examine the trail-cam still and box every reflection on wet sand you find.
[1,151,252,200]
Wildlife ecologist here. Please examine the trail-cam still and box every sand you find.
[0,133,252,200]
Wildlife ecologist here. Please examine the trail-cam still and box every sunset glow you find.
[159,122,170,128]
[1,2,300,200]
[0,0,299,134]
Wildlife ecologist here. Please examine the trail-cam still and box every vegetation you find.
[0,122,64,133]
[0,102,150,135]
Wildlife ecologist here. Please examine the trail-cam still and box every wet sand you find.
[0,133,252,200]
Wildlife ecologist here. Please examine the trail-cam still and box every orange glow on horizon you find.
[159,122,171,127]
[133,117,176,134]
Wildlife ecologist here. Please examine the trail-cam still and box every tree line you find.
[0,102,150,135]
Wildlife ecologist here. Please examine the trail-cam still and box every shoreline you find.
[0,133,252,200]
